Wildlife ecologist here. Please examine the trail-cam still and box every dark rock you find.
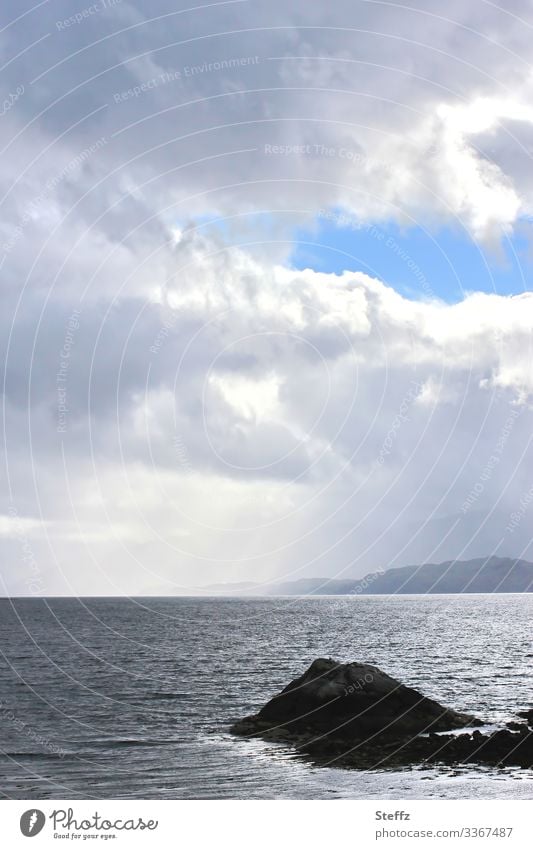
[248,658,478,738]
[231,658,533,770]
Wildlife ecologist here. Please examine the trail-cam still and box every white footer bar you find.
[1,799,531,848]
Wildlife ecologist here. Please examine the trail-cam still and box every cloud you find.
[2,0,533,248]
[2,236,533,593]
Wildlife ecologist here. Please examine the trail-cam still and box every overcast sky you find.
[2,0,533,595]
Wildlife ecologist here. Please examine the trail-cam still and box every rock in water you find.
[232,658,478,742]
[231,658,533,769]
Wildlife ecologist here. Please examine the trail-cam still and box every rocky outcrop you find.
[236,658,478,737]
[231,658,533,770]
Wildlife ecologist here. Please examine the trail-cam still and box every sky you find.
[1,0,533,595]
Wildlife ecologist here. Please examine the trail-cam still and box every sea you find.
[0,595,531,799]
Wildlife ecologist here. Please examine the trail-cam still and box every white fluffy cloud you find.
[2,0,533,247]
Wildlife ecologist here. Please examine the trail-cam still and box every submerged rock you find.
[231,658,533,770]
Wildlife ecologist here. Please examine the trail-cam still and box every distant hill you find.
[205,557,533,595]
[352,557,533,594]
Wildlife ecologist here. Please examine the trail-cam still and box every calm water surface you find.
[0,595,531,799]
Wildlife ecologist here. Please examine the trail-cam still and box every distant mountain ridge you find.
[205,557,533,595]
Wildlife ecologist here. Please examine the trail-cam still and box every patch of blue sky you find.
[289,210,533,302]
[174,208,533,302]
